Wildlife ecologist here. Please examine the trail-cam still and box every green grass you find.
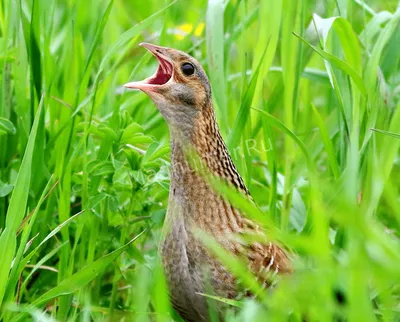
[1,0,400,320]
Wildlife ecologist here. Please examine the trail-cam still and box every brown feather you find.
[125,43,291,322]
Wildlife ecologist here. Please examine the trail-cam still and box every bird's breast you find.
[160,207,209,321]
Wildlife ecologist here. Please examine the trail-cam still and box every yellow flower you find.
[174,23,205,40]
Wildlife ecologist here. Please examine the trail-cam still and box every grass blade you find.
[371,128,400,139]
[0,97,43,306]
[12,230,146,321]
[252,107,314,171]
[206,0,227,131]
[293,32,367,96]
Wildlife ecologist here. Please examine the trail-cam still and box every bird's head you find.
[124,43,212,135]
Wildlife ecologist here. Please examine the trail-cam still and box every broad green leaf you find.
[88,193,108,209]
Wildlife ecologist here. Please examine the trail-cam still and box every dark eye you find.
[181,62,195,76]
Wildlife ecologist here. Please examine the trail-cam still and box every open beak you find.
[123,43,174,92]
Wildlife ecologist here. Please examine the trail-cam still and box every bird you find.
[124,43,291,322]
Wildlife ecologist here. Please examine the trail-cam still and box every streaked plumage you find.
[124,43,291,321]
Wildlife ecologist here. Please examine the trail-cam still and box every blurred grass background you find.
[0,0,400,320]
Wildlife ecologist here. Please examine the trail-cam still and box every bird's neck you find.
[169,105,248,196]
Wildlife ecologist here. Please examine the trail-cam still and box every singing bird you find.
[124,43,291,321]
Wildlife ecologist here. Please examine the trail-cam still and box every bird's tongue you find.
[124,44,173,91]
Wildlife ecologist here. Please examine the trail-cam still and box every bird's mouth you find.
[123,43,173,91]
